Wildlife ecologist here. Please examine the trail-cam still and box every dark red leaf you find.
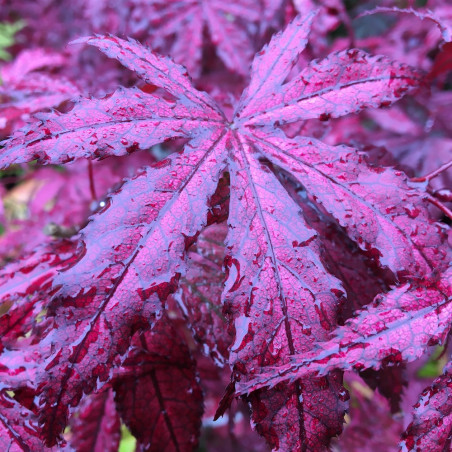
[248,128,448,280]
[33,137,227,444]
[114,317,203,452]
[223,133,347,450]
[171,222,231,365]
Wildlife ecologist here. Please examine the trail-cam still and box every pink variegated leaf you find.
[0,240,77,346]
[220,133,347,450]
[240,49,422,125]
[34,133,228,444]
[246,128,448,280]
[0,86,221,167]
[235,11,317,119]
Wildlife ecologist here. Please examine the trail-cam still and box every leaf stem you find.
[426,194,452,220]
[88,160,97,202]
[432,189,452,203]
[411,159,452,183]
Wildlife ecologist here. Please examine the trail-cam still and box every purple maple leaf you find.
[82,0,284,78]
[236,267,452,395]
[0,11,449,450]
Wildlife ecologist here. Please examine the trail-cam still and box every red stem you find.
[411,159,452,183]
[433,189,452,203]
[88,160,97,202]
[426,194,452,221]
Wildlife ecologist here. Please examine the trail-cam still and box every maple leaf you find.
[400,358,452,451]
[69,388,121,452]
[0,48,79,137]
[236,267,452,395]
[113,316,203,451]
[81,0,284,78]
[0,12,447,450]
[279,175,406,412]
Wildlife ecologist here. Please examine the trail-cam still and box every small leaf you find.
[400,359,452,451]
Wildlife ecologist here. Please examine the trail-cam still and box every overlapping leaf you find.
[69,389,121,452]
[0,392,44,452]
[236,268,452,395]
[82,0,285,77]
[0,48,79,137]
[170,223,230,365]
[0,12,448,450]
[0,239,77,347]
[114,317,203,451]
